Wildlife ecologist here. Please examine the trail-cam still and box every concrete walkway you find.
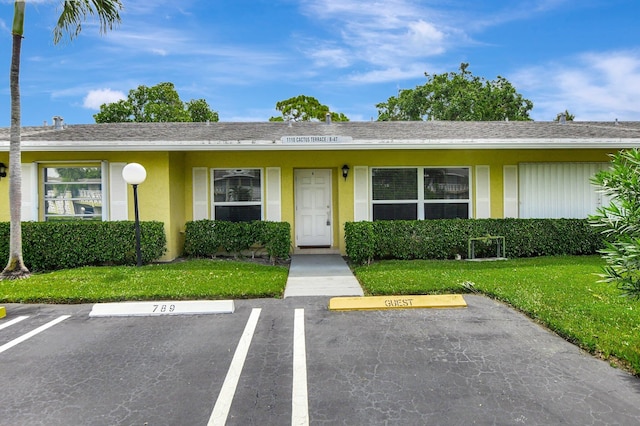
[283,254,365,298]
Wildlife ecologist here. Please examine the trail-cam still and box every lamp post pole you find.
[132,183,142,267]
[122,163,147,267]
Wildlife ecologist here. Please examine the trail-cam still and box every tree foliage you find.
[55,167,101,181]
[94,82,219,123]
[53,0,122,44]
[590,148,640,299]
[554,109,575,121]
[376,63,533,121]
[269,95,349,122]
[186,99,219,122]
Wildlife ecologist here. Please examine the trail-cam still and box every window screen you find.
[44,166,102,221]
[212,169,262,222]
[371,167,470,220]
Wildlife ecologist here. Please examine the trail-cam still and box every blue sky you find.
[1,0,639,126]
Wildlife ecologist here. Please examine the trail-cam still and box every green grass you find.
[353,255,640,376]
[0,259,288,303]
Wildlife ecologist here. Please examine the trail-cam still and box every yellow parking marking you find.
[329,294,467,311]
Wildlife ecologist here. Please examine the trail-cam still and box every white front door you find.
[295,169,332,247]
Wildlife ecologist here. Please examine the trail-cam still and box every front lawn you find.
[353,255,640,376]
[0,259,289,303]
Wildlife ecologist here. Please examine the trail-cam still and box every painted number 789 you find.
[153,304,176,313]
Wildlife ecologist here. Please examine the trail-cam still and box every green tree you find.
[55,167,101,181]
[94,82,219,123]
[554,110,575,121]
[590,148,640,299]
[376,63,533,121]
[186,99,219,122]
[2,0,122,280]
[269,95,349,122]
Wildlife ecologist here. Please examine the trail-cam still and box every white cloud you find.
[302,0,420,24]
[512,50,640,121]
[296,1,457,82]
[296,0,577,85]
[307,47,352,68]
[150,48,168,56]
[348,64,428,84]
[103,28,190,55]
[83,88,126,110]
[459,0,571,32]
[120,1,195,15]
[407,20,444,45]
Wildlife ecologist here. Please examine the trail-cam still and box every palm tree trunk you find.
[2,0,121,279]
[1,7,30,279]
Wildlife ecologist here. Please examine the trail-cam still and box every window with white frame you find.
[423,167,470,219]
[372,168,419,220]
[212,168,262,222]
[371,167,470,220]
[43,165,103,221]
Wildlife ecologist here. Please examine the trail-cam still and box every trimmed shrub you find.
[345,221,375,265]
[184,220,291,262]
[255,221,292,261]
[345,218,604,264]
[181,219,219,257]
[0,221,166,271]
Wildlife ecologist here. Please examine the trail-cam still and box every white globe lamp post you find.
[122,163,147,266]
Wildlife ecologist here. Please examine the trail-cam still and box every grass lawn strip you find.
[0,259,288,303]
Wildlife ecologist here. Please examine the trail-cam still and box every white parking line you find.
[208,308,262,426]
[0,315,70,354]
[292,308,309,426]
[0,315,29,331]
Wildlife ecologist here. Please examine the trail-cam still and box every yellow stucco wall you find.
[0,151,185,261]
[184,151,354,252]
[337,165,353,252]
[183,148,615,254]
[0,147,619,262]
[167,152,186,258]
[114,152,188,260]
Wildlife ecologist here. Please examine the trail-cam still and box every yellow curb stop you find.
[0,306,6,319]
[329,294,467,311]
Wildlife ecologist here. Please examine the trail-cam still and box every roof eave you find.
[2,138,640,152]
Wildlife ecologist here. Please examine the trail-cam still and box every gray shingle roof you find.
[2,121,640,150]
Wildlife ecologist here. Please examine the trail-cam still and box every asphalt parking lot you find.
[1,296,639,425]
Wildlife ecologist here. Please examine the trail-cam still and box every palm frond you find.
[53,0,123,44]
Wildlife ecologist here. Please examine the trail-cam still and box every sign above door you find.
[281,136,353,144]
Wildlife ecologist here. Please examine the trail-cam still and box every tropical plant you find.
[590,148,640,299]
[554,109,575,121]
[2,0,122,280]
[228,185,252,202]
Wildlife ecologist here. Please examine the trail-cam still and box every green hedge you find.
[0,221,167,271]
[345,219,604,264]
[183,220,291,262]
